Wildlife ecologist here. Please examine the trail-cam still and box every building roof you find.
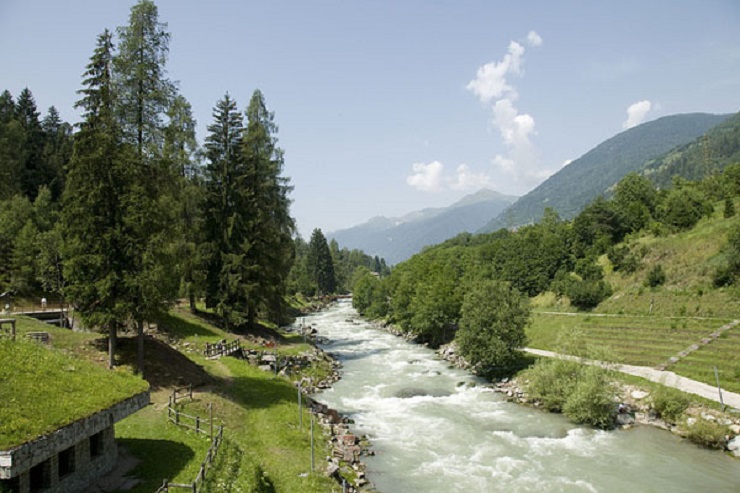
[0,338,149,451]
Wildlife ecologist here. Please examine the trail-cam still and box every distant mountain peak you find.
[329,188,517,264]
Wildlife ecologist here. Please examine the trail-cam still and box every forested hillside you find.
[482,113,731,232]
[354,166,740,376]
[642,112,740,187]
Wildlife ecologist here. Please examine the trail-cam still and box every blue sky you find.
[2,1,739,236]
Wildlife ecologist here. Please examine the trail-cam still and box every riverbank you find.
[437,342,740,457]
[293,311,377,492]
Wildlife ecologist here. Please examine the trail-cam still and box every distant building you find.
[0,391,149,493]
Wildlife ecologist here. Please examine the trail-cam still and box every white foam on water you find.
[310,302,740,493]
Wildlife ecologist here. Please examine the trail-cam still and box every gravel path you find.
[524,347,740,410]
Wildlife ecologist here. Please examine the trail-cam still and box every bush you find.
[526,358,616,429]
[651,386,688,423]
[645,264,666,287]
[712,264,735,287]
[526,358,578,412]
[685,419,729,450]
[608,245,640,273]
[562,365,616,429]
[567,279,612,310]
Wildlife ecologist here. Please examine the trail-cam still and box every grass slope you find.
[0,327,148,450]
[527,202,740,393]
[114,306,338,493]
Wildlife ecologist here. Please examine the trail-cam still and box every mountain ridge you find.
[328,189,517,264]
[480,112,732,233]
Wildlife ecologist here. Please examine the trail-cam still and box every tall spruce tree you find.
[114,0,173,157]
[16,88,45,200]
[308,228,336,295]
[0,90,23,200]
[115,0,179,373]
[242,89,295,326]
[163,94,205,312]
[62,29,134,369]
[203,94,250,329]
[40,106,73,200]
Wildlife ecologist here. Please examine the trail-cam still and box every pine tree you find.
[203,94,249,329]
[0,90,23,200]
[16,88,45,200]
[40,106,73,200]
[163,94,204,312]
[62,29,133,369]
[114,0,180,373]
[242,89,295,326]
[114,0,173,156]
[308,228,336,295]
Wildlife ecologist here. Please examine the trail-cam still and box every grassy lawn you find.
[0,336,148,450]
[2,305,339,491]
[114,307,339,492]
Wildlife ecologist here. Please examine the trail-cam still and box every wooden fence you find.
[204,339,241,359]
[157,392,225,493]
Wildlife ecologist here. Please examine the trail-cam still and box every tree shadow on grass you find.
[154,311,215,339]
[216,374,296,410]
[118,438,196,491]
[93,336,213,390]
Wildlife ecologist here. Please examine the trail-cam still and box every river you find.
[306,300,740,492]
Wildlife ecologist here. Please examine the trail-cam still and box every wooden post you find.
[298,382,303,429]
[209,403,214,440]
[189,383,193,400]
[196,415,200,434]
[192,481,197,493]
[175,409,180,425]
[310,416,315,472]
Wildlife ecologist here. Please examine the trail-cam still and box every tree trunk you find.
[189,293,196,313]
[108,325,117,369]
[137,318,144,376]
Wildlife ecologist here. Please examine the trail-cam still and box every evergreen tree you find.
[203,94,249,329]
[0,90,23,200]
[40,106,73,200]
[115,0,180,373]
[163,94,204,312]
[62,30,133,369]
[114,0,174,156]
[308,228,336,295]
[242,89,295,325]
[16,88,45,200]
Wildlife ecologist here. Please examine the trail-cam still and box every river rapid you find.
[306,300,740,492]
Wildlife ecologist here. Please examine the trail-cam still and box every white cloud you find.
[465,41,525,103]
[467,32,546,191]
[450,164,492,191]
[623,100,652,129]
[406,161,492,192]
[527,30,543,47]
[406,161,444,192]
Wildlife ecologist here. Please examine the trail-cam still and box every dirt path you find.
[524,347,740,410]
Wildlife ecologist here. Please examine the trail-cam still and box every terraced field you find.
[527,312,739,391]
[671,327,740,394]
